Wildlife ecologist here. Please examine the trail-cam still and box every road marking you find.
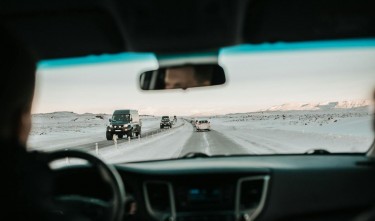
[174,123,193,157]
[202,132,211,155]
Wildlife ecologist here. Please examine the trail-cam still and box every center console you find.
[143,174,270,221]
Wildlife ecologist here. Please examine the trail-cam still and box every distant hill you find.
[32,112,156,119]
[263,100,372,111]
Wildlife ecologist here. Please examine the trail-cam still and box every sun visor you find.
[243,0,375,43]
[2,9,126,60]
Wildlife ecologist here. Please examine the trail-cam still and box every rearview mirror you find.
[139,64,226,90]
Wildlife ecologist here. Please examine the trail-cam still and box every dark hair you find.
[0,25,37,140]
[373,90,375,132]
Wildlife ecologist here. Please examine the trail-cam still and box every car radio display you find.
[188,188,222,202]
[176,185,234,211]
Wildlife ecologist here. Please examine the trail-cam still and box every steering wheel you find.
[47,150,126,221]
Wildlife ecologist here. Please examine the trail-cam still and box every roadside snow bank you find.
[211,107,374,153]
[28,112,160,150]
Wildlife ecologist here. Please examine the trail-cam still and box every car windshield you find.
[29,40,375,163]
[112,114,130,122]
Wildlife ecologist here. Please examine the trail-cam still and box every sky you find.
[32,44,375,116]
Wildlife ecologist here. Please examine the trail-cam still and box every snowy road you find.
[66,121,184,152]
[30,108,374,165]
[179,127,252,156]
[102,115,372,164]
[99,120,253,163]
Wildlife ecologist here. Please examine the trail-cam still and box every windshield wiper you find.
[180,152,210,158]
[304,149,331,155]
[179,152,247,159]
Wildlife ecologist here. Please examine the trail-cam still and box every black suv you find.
[160,116,172,129]
[106,109,142,140]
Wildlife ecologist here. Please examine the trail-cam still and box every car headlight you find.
[109,125,113,128]
[124,124,128,127]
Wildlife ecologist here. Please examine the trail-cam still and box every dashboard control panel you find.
[143,175,269,221]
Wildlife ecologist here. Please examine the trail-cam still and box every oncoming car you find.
[1,1,375,221]
[160,116,172,129]
[106,109,142,140]
[196,120,211,131]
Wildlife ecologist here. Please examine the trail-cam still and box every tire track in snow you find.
[179,124,252,156]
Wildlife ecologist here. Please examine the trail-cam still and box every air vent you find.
[240,179,264,210]
[236,176,270,220]
[144,181,176,221]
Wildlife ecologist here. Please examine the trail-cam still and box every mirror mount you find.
[156,51,219,68]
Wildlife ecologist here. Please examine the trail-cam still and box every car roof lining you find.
[1,0,374,60]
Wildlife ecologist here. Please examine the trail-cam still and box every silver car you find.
[196,120,211,131]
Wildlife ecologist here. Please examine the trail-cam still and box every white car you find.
[196,120,211,131]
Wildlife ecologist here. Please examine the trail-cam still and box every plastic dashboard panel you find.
[115,155,375,221]
[53,155,375,221]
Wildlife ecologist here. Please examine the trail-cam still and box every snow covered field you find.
[29,103,374,164]
[210,107,374,154]
[28,112,160,151]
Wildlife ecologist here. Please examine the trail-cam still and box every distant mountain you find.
[263,100,372,111]
[32,112,111,117]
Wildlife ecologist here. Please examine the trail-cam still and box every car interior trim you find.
[143,180,176,221]
[235,175,270,221]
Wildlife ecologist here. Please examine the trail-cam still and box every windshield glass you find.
[29,40,375,163]
[112,114,130,123]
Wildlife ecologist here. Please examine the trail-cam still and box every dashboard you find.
[55,155,375,221]
[142,174,269,221]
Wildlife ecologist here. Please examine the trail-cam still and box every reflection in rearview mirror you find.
[139,64,226,90]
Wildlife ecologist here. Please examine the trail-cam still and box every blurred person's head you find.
[165,66,195,89]
[373,89,375,133]
[0,25,37,146]
[164,65,212,89]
